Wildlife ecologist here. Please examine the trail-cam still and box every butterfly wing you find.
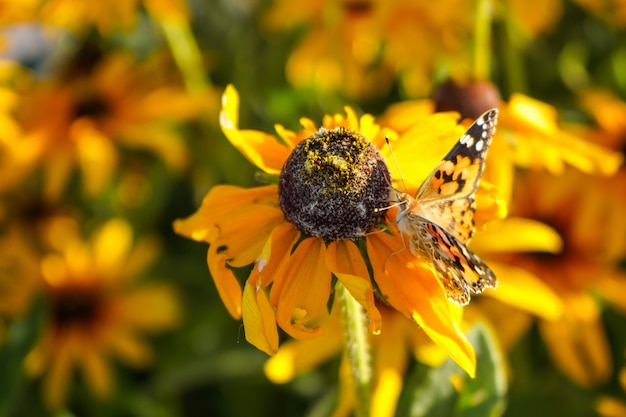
[403,213,497,305]
[415,109,498,243]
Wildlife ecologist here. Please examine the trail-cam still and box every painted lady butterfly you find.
[394,109,498,305]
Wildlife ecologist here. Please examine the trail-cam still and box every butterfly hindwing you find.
[420,218,496,305]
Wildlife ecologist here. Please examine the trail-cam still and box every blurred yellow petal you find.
[326,240,381,334]
[80,348,112,399]
[539,295,611,387]
[371,311,409,417]
[596,396,626,417]
[93,219,133,278]
[115,285,180,329]
[501,94,623,175]
[486,261,563,320]
[264,317,342,383]
[73,118,118,196]
[219,85,291,174]
[106,328,153,367]
[43,336,74,409]
[471,217,563,254]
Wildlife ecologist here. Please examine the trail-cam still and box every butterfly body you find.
[394,109,498,306]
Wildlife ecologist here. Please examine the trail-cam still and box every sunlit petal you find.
[326,240,381,334]
[243,278,279,355]
[485,261,563,320]
[367,232,476,377]
[219,84,291,174]
[271,238,331,339]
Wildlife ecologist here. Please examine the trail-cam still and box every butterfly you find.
[393,109,498,306]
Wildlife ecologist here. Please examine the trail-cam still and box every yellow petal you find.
[219,84,291,174]
[93,218,133,279]
[264,314,342,382]
[367,231,476,377]
[114,284,181,330]
[73,118,118,196]
[207,241,244,319]
[539,298,611,387]
[106,327,153,367]
[382,112,465,189]
[80,347,112,399]
[326,240,381,334]
[243,278,279,355]
[173,184,279,243]
[471,216,563,254]
[371,310,409,417]
[43,335,74,409]
[270,238,330,339]
[485,261,564,320]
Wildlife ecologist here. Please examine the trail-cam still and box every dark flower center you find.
[74,94,111,120]
[52,285,103,329]
[278,127,391,241]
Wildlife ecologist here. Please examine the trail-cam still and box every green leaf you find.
[405,322,507,417]
[0,296,46,417]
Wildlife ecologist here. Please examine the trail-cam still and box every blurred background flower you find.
[1,0,626,416]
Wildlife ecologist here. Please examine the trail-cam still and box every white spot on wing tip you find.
[475,139,484,151]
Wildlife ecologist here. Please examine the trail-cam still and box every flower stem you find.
[472,0,494,80]
[160,20,208,93]
[336,280,372,417]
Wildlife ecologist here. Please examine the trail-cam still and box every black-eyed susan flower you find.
[0,0,189,33]
[0,217,180,409]
[0,52,203,200]
[379,85,623,183]
[174,85,505,386]
[262,0,474,98]
[469,169,626,387]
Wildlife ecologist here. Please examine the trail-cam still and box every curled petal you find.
[219,85,291,174]
[243,278,279,355]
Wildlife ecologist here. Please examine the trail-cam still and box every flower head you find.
[174,85,505,377]
[469,169,626,387]
[0,52,202,200]
[0,217,180,409]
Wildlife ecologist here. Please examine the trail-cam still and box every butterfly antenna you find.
[385,136,408,193]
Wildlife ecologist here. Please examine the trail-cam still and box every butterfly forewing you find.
[415,109,497,243]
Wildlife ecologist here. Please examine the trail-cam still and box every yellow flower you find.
[262,0,473,97]
[469,170,626,387]
[379,91,623,186]
[499,93,622,176]
[0,217,181,409]
[0,0,189,33]
[0,53,202,200]
[174,84,502,377]
[578,88,626,152]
